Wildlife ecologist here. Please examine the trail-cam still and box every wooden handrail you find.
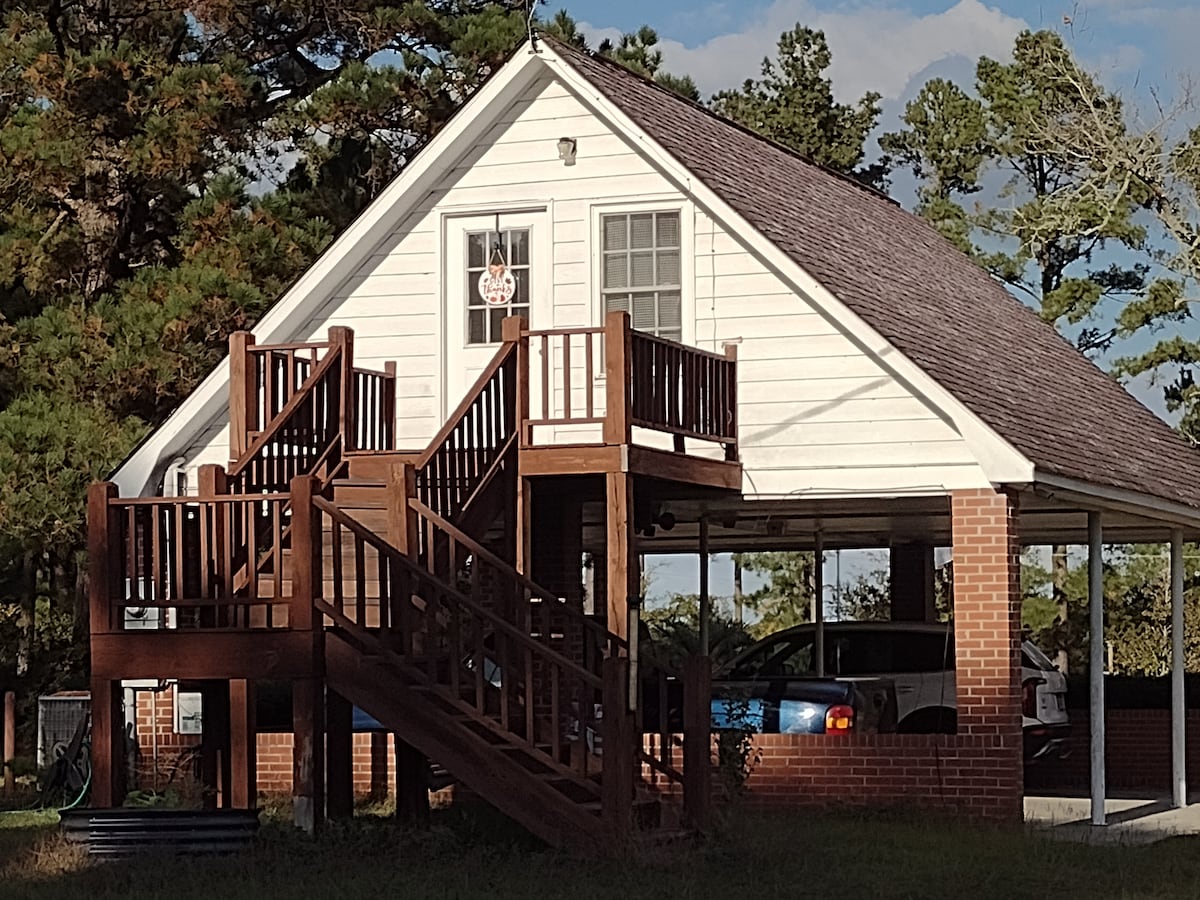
[416,342,516,471]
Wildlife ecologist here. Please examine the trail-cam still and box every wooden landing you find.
[519,444,742,492]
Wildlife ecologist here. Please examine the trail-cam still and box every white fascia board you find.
[540,47,1035,488]
[1034,472,1200,531]
[111,45,550,497]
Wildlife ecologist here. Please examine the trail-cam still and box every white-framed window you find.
[600,211,682,341]
[465,227,531,345]
[174,687,203,735]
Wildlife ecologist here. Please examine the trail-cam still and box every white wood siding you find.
[693,210,989,496]
[170,70,991,499]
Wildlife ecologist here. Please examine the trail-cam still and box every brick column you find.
[950,488,1023,816]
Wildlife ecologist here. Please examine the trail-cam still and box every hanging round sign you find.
[478,239,517,306]
[478,263,517,306]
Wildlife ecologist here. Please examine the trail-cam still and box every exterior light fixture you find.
[557,136,577,166]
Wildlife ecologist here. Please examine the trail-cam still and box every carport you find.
[596,476,1200,825]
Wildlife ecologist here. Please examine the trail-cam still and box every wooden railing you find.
[352,364,397,452]
[629,329,738,459]
[311,494,612,781]
[88,487,293,633]
[413,338,517,524]
[230,334,331,458]
[520,311,738,458]
[226,346,346,496]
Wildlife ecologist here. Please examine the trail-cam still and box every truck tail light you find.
[825,704,854,735]
[1022,677,1045,718]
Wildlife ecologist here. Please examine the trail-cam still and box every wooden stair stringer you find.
[324,631,607,853]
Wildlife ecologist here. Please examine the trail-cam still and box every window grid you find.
[465,228,531,345]
[600,211,682,342]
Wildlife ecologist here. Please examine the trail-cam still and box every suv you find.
[718,621,1070,760]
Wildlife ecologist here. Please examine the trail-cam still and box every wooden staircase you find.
[89,313,737,850]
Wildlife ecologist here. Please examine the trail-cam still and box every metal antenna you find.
[526,0,541,51]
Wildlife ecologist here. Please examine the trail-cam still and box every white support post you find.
[1088,511,1106,826]
[1172,528,1187,809]
[814,532,825,677]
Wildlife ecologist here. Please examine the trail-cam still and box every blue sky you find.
[546,1,1198,106]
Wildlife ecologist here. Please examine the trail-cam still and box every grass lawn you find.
[3,804,1200,900]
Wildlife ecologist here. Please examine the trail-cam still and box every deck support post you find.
[683,653,712,831]
[326,689,354,820]
[229,679,256,809]
[394,737,430,826]
[369,733,389,803]
[1088,511,1106,826]
[605,471,637,642]
[88,676,126,808]
[698,516,710,656]
[289,474,325,833]
[1171,528,1187,808]
[292,678,325,833]
[601,656,634,842]
[200,680,231,809]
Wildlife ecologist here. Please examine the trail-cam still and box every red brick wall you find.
[744,733,1021,816]
[255,732,397,796]
[132,689,202,791]
[1025,708,1200,794]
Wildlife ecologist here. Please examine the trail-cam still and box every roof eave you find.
[109,41,549,496]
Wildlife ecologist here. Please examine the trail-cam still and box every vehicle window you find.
[1022,641,1056,671]
[830,631,893,675]
[892,632,954,673]
[729,634,815,678]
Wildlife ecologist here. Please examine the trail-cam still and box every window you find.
[601,211,681,341]
[465,228,530,345]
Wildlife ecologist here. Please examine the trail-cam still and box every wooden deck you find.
[87,313,733,847]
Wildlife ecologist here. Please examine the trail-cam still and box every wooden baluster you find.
[354,532,367,626]
[584,333,595,419]
[389,464,418,655]
[562,333,572,421]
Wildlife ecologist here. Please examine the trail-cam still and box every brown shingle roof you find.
[550,39,1200,512]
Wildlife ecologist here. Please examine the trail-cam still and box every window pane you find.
[656,250,680,286]
[603,253,627,289]
[468,232,487,269]
[603,215,627,251]
[509,229,529,266]
[658,291,682,329]
[630,252,654,287]
[468,309,486,344]
[605,293,630,314]
[656,213,680,248]
[514,270,529,304]
[630,214,654,249]
[489,307,508,341]
[631,292,657,331]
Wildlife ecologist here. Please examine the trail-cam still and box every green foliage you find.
[880,30,1172,357]
[712,26,884,186]
[640,593,756,669]
[731,551,816,638]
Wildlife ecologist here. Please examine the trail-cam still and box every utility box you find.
[37,692,91,770]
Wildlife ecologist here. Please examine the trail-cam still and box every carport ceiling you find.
[578,487,1200,553]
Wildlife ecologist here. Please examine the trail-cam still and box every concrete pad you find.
[1025,794,1200,844]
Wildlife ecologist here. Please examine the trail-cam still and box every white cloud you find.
[583,0,1028,101]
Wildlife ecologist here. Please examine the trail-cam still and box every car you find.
[710,670,897,735]
[716,621,1070,759]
